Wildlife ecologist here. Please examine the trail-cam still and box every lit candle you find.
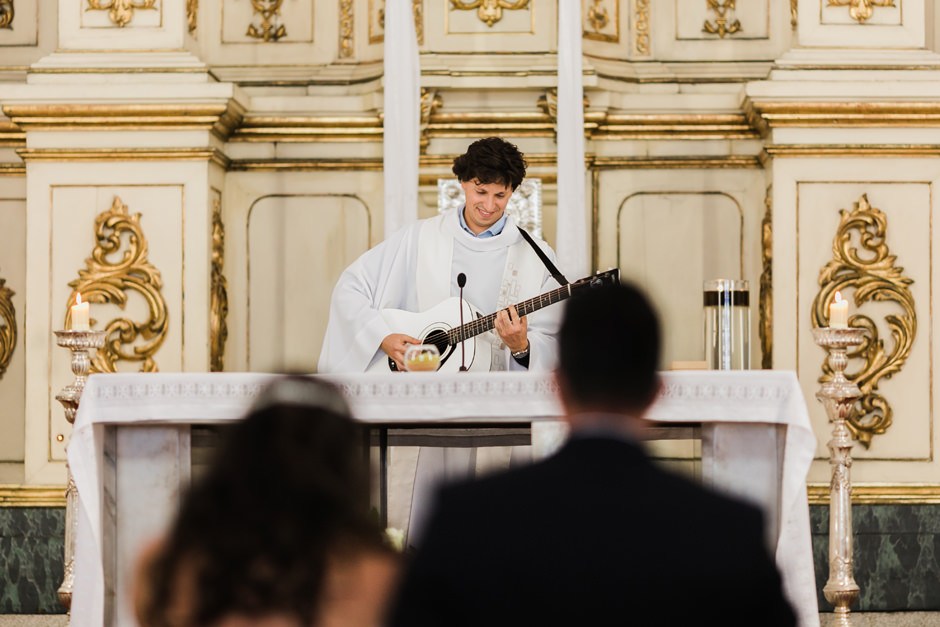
[70,293,90,331]
[829,291,849,329]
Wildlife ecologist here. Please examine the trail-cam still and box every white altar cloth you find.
[69,370,818,627]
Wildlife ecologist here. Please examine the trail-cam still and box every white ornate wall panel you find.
[0,0,56,68]
[594,168,766,370]
[24,162,213,484]
[223,170,381,372]
[617,191,744,367]
[0,192,25,484]
[221,0,314,43]
[773,158,940,484]
[424,1,553,53]
[656,0,792,61]
[48,186,184,460]
[59,0,188,50]
[798,0,924,48]
[246,194,370,373]
[201,0,384,78]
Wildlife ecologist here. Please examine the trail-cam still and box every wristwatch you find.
[510,343,530,360]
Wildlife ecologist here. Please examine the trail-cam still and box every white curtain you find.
[555,0,589,279]
[383,0,421,238]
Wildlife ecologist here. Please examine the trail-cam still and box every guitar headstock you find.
[572,268,620,291]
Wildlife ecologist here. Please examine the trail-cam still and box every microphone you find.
[457,273,468,372]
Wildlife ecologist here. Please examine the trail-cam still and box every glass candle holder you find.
[703,279,750,370]
[403,344,441,372]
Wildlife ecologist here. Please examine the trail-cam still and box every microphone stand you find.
[457,273,468,371]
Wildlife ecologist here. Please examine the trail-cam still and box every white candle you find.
[70,293,90,331]
[829,291,849,329]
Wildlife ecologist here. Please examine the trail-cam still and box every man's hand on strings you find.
[381,333,422,371]
[495,305,528,353]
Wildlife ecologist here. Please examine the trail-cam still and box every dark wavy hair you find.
[452,137,527,190]
[137,376,387,627]
[559,282,661,413]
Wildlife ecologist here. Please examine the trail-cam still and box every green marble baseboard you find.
[0,509,65,615]
[811,504,940,612]
[2,504,940,614]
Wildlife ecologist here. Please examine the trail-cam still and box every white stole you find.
[415,212,545,371]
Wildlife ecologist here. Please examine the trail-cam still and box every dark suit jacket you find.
[388,435,797,627]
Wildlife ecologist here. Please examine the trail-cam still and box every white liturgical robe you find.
[317,209,563,374]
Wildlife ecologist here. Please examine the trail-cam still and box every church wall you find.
[2,0,940,615]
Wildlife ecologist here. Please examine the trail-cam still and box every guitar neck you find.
[448,283,573,345]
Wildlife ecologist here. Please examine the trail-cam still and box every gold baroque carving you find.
[703,0,741,38]
[585,0,618,43]
[537,89,557,124]
[370,0,423,44]
[85,0,157,28]
[210,197,228,372]
[759,186,772,369]
[634,0,650,55]
[827,0,896,24]
[588,0,608,30]
[790,0,798,29]
[186,0,196,33]
[449,0,529,28]
[67,197,168,374]
[811,194,916,448]
[247,0,286,42]
[0,273,16,379]
[0,0,13,29]
[340,0,354,58]
[413,0,424,43]
[420,88,443,151]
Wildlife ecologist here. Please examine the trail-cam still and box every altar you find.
[68,370,819,627]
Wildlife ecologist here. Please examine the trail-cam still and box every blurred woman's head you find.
[138,376,384,627]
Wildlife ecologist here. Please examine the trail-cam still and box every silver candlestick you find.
[54,329,107,609]
[813,326,865,626]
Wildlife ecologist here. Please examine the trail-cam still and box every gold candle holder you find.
[54,329,107,609]
[812,326,865,625]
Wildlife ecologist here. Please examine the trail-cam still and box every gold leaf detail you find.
[0,275,16,379]
[449,0,529,28]
[186,0,197,33]
[0,0,13,29]
[66,197,168,374]
[703,0,741,38]
[811,194,916,448]
[210,198,228,372]
[85,0,157,28]
[634,0,650,55]
[587,0,609,32]
[759,187,772,369]
[827,0,896,24]
[340,0,354,58]
[246,0,286,42]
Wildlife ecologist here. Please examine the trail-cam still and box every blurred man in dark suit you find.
[387,281,796,627]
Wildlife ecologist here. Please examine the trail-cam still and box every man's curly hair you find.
[452,137,527,190]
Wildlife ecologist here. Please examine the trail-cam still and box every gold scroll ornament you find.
[759,187,772,370]
[0,0,13,29]
[210,198,228,372]
[449,0,530,28]
[187,0,196,33]
[703,0,741,38]
[85,0,156,28]
[246,0,286,42]
[811,194,916,448]
[0,275,15,379]
[66,197,168,373]
[827,0,896,24]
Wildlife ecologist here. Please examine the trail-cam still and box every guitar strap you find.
[516,226,569,286]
